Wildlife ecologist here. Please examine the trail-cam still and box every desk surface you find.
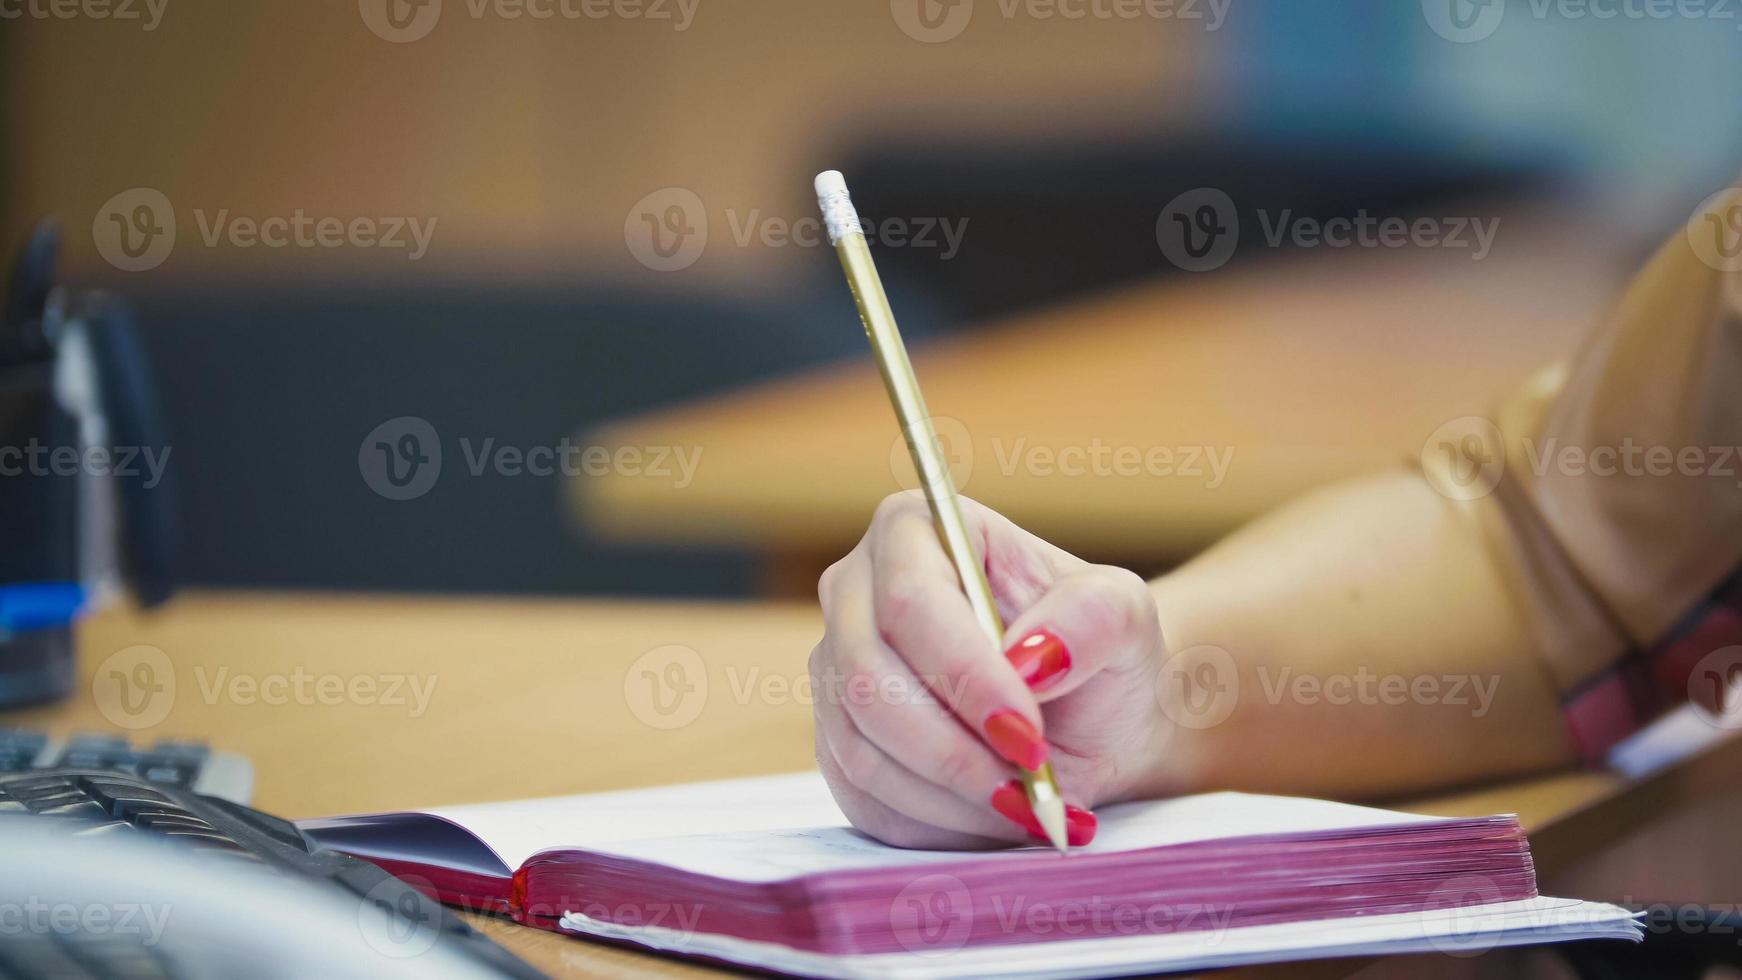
[574,208,1627,566]
[7,592,1739,979]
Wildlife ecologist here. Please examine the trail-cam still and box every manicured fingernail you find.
[990,780,1043,837]
[983,710,1049,770]
[1065,805,1098,847]
[1005,628,1071,690]
[991,780,1098,846]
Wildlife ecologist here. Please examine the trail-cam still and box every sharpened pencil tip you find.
[1031,794,1070,854]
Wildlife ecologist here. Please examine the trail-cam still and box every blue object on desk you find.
[0,582,85,635]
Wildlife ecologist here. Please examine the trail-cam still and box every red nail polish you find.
[984,710,1049,770]
[990,780,1043,837]
[1006,629,1071,690]
[1064,805,1098,847]
[991,780,1098,847]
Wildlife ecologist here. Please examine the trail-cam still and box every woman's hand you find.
[811,491,1173,849]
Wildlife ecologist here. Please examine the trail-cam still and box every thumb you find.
[998,565,1161,704]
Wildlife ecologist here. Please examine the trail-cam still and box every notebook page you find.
[581,786,1459,884]
[427,771,848,870]
[429,769,1466,882]
[559,897,1642,979]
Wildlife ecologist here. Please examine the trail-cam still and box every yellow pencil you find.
[813,170,1070,853]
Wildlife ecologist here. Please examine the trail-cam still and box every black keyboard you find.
[0,729,252,802]
[0,768,542,979]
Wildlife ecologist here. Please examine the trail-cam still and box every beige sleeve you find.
[1431,185,1742,758]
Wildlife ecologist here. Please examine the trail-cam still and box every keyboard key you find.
[33,799,112,821]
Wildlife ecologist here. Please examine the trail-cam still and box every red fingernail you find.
[1005,629,1071,690]
[1065,805,1098,847]
[984,710,1049,770]
[990,780,1039,835]
[990,780,1098,846]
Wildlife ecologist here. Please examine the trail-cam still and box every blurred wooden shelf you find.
[574,206,1627,581]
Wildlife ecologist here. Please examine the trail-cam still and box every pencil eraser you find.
[814,170,847,199]
[813,170,862,244]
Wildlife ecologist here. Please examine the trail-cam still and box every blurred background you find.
[5,0,1742,598]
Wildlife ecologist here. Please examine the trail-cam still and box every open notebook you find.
[300,772,1640,977]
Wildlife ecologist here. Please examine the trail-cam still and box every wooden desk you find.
[574,207,1628,588]
[6,592,1739,979]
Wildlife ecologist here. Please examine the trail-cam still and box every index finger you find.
[868,494,1050,773]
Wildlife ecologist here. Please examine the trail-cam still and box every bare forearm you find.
[1137,469,1577,801]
